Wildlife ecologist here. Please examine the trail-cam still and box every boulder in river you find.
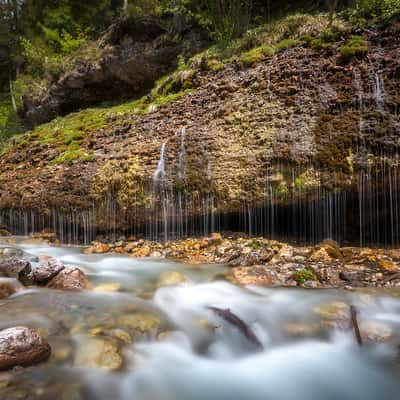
[0,327,51,371]
[0,257,32,285]
[32,258,65,284]
[46,267,92,291]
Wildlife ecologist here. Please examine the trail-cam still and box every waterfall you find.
[372,71,385,114]
[152,141,168,241]
[2,159,400,246]
[153,142,167,185]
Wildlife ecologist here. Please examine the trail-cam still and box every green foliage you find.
[301,27,343,51]
[343,0,400,25]
[126,0,162,19]
[248,240,264,250]
[0,99,24,148]
[339,35,368,60]
[40,25,87,54]
[292,268,318,284]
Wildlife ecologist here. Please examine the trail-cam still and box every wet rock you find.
[230,266,274,286]
[46,267,92,291]
[110,329,132,344]
[0,257,32,285]
[32,259,65,284]
[132,246,152,257]
[303,280,320,288]
[83,242,111,254]
[0,278,24,299]
[73,336,122,371]
[360,321,393,343]
[0,229,11,237]
[378,258,399,272]
[339,270,367,285]
[30,231,58,243]
[229,249,272,267]
[157,271,186,287]
[310,240,342,263]
[208,232,223,245]
[0,327,51,371]
[310,247,334,264]
[278,244,294,260]
[313,302,350,330]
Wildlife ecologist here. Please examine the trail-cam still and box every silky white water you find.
[1,239,400,400]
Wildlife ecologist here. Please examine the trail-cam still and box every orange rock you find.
[83,242,111,254]
[378,258,399,271]
[231,266,273,286]
[133,246,151,257]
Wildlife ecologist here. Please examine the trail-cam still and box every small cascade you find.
[372,70,385,114]
[353,68,366,153]
[153,142,167,185]
[152,141,169,241]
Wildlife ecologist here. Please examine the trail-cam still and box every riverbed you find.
[1,238,400,400]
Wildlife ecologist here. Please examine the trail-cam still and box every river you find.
[1,238,400,399]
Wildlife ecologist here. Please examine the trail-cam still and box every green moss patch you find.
[339,35,368,61]
[292,268,318,284]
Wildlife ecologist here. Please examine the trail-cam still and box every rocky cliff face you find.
[1,19,400,245]
[20,16,208,126]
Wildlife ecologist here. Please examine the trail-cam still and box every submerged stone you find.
[0,278,24,299]
[157,271,186,287]
[73,336,122,371]
[93,282,121,292]
[117,313,162,334]
[313,302,351,330]
[360,320,393,343]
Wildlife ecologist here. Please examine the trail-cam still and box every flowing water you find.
[1,238,400,400]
